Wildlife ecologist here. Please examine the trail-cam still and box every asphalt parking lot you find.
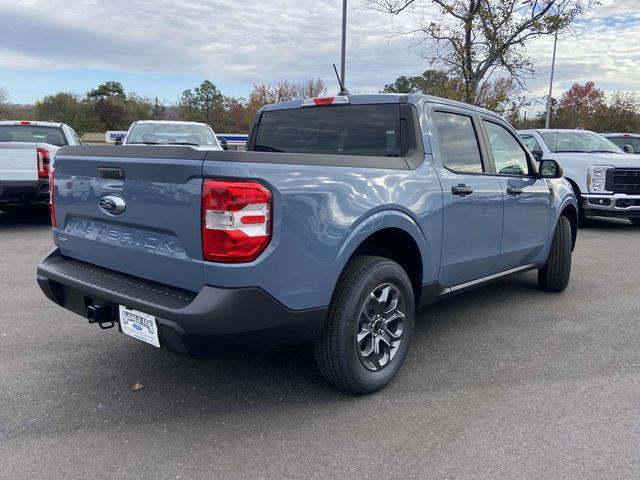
[0,210,638,479]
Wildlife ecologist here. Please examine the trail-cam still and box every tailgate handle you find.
[97,167,125,180]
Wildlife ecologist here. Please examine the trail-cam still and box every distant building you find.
[217,134,248,150]
[81,132,109,144]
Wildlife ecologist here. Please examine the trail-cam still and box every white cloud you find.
[0,0,637,98]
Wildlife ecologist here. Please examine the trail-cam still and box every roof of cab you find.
[0,120,64,127]
[131,120,211,126]
[603,132,640,137]
[518,128,595,134]
[262,93,503,119]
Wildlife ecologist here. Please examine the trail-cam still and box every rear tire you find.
[629,218,640,226]
[314,256,415,394]
[538,216,572,292]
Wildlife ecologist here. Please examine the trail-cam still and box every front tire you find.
[538,216,572,292]
[629,218,640,226]
[314,256,415,394]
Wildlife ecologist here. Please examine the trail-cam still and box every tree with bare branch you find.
[366,0,593,106]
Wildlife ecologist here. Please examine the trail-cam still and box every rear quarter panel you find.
[201,159,442,310]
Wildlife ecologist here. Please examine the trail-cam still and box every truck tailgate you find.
[0,143,37,181]
[53,148,205,292]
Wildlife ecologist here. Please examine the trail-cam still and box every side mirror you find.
[227,145,238,151]
[114,138,124,146]
[532,150,543,162]
[622,144,634,154]
[539,159,563,179]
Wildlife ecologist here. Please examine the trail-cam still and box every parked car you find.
[519,129,640,226]
[602,133,640,154]
[123,120,222,149]
[0,121,82,211]
[38,94,577,393]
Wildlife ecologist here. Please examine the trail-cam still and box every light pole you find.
[545,30,558,129]
[340,0,348,91]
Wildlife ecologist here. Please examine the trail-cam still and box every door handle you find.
[506,187,523,195]
[451,184,473,196]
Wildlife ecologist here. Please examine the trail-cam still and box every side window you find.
[520,134,542,153]
[69,128,82,145]
[483,121,530,176]
[432,111,483,173]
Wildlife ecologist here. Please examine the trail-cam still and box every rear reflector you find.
[37,147,50,179]
[301,95,350,107]
[202,180,272,263]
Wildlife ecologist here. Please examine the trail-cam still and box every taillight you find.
[201,179,272,263]
[37,147,50,179]
[49,163,57,228]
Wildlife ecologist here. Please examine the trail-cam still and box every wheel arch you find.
[560,203,578,250]
[335,210,430,306]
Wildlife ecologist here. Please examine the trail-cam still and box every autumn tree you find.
[383,69,521,114]
[383,70,460,97]
[244,79,328,125]
[34,93,97,134]
[179,80,225,127]
[87,81,126,100]
[598,92,640,133]
[557,81,606,129]
[367,0,591,105]
[297,79,328,99]
[151,97,167,120]
[84,81,154,131]
[222,97,249,133]
[0,87,10,119]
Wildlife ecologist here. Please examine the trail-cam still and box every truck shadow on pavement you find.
[580,217,637,230]
[0,208,51,227]
[9,271,575,441]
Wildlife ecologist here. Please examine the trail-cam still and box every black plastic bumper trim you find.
[37,249,327,357]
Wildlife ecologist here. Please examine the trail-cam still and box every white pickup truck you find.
[0,121,83,210]
[123,120,223,149]
[518,129,640,226]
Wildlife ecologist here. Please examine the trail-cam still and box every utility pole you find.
[545,30,558,129]
[340,0,348,91]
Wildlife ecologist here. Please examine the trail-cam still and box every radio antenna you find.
[333,63,349,96]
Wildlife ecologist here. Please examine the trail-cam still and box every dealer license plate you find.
[119,305,160,348]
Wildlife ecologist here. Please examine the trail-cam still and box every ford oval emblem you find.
[99,195,126,215]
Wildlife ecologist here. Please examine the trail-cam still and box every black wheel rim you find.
[355,283,406,372]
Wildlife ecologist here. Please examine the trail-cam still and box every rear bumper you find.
[0,179,49,205]
[582,194,640,218]
[36,249,326,357]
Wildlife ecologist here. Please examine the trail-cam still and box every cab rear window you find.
[254,105,402,157]
[0,125,66,146]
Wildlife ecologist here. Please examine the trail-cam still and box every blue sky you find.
[0,0,638,105]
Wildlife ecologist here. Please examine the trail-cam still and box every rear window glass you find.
[607,136,640,153]
[0,125,66,146]
[126,123,219,147]
[254,105,401,157]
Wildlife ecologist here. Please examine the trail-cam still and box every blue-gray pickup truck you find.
[37,94,577,393]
